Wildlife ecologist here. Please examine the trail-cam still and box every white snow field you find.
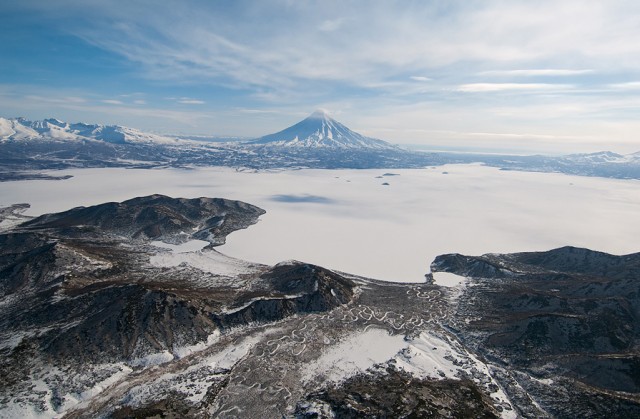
[1,164,639,282]
[432,271,467,287]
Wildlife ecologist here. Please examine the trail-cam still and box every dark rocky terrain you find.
[0,196,638,418]
[432,246,640,417]
[296,369,499,418]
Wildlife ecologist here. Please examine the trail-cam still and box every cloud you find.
[17,0,640,94]
[133,99,147,105]
[608,81,640,90]
[234,108,279,114]
[119,92,145,98]
[318,18,345,32]
[479,69,594,77]
[177,98,205,105]
[24,95,86,104]
[1,85,214,129]
[456,83,572,92]
[101,99,124,105]
[5,1,640,152]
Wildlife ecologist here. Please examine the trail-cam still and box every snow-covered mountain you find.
[250,110,397,150]
[0,117,178,144]
[562,151,630,164]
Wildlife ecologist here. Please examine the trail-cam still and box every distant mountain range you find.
[1,113,640,180]
[0,117,179,145]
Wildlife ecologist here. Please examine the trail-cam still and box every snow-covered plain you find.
[1,165,639,282]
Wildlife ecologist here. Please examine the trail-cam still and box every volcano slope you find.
[0,195,638,418]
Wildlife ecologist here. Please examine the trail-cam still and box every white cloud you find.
[480,69,594,77]
[318,18,345,32]
[456,83,572,92]
[410,76,432,82]
[177,98,205,105]
[234,108,279,114]
[37,0,640,92]
[102,99,124,105]
[1,86,215,130]
[608,81,640,90]
[24,95,86,104]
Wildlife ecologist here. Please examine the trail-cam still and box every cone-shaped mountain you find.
[250,110,396,149]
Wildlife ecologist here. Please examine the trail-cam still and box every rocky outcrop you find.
[21,194,265,245]
[218,262,355,328]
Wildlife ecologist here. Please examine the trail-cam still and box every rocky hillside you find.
[432,246,640,417]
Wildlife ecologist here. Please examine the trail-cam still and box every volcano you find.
[250,110,396,150]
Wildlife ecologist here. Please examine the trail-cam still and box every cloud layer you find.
[2,0,640,152]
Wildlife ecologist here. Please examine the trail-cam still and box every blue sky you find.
[2,0,640,153]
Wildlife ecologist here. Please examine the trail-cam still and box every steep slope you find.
[250,110,397,150]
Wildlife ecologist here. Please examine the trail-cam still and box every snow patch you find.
[129,351,174,367]
[173,330,221,358]
[149,248,260,277]
[393,332,463,379]
[151,239,209,253]
[221,294,305,315]
[395,332,516,419]
[432,272,467,288]
[302,329,516,419]
[303,328,406,383]
[121,334,262,407]
[56,363,134,414]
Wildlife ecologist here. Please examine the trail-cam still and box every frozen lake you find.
[1,165,639,282]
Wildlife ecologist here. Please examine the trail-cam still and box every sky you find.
[1,0,640,154]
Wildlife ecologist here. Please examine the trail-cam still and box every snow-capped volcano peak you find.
[308,109,331,119]
[250,111,396,150]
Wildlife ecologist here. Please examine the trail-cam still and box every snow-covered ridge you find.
[562,150,640,164]
[250,110,397,150]
[0,117,179,144]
